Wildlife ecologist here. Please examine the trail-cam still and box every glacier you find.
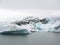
[0,17,60,35]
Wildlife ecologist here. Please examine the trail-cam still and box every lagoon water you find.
[0,31,60,45]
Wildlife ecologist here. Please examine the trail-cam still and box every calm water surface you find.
[0,31,60,45]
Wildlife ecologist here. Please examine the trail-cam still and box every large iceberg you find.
[0,16,60,35]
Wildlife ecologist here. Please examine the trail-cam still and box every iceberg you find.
[48,22,60,32]
[0,16,60,35]
[0,23,31,35]
[0,29,30,35]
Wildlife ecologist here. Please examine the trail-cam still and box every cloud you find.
[0,0,60,9]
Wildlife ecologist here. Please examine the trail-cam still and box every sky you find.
[0,0,60,22]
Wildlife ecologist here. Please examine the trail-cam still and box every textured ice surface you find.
[0,17,60,35]
[0,23,31,33]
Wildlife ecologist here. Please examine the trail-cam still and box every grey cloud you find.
[0,0,60,10]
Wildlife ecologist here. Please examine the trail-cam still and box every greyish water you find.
[0,31,60,45]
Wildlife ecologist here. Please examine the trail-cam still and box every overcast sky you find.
[0,0,60,9]
[0,0,60,22]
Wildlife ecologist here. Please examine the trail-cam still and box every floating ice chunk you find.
[0,29,30,35]
[48,21,60,32]
[0,23,31,35]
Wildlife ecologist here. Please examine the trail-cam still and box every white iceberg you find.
[48,21,60,32]
[0,16,60,35]
[0,23,31,35]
